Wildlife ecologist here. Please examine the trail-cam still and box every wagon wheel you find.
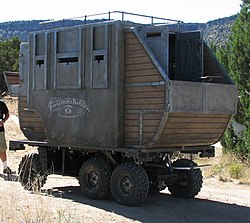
[18,153,47,191]
[79,157,112,199]
[168,159,203,198]
[110,162,149,206]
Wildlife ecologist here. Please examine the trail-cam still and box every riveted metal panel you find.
[169,80,237,114]
[27,21,124,147]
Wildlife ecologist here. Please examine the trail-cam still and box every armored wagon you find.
[5,12,237,206]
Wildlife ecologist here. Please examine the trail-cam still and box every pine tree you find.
[0,37,20,93]
[222,0,250,159]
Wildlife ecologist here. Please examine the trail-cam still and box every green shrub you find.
[217,1,250,160]
[228,163,244,179]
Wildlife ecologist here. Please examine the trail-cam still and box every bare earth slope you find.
[0,97,249,223]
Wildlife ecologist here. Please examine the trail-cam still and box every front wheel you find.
[168,159,203,198]
[110,162,149,206]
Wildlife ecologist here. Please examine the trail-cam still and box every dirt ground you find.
[0,97,249,223]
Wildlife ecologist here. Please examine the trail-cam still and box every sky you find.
[0,0,242,23]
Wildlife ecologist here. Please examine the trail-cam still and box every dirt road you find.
[46,175,250,223]
[0,97,249,223]
[0,174,249,223]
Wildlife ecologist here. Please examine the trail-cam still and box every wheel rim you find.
[86,171,99,188]
[119,176,133,195]
[179,180,188,186]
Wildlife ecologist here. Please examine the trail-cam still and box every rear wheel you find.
[18,153,47,191]
[110,162,149,206]
[168,159,202,198]
[79,157,112,199]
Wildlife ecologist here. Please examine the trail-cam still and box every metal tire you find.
[168,159,203,198]
[79,157,112,199]
[110,162,149,206]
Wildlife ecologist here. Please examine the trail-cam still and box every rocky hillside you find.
[0,15,237,45]
[202,15,237,45]
[176,15,237,45]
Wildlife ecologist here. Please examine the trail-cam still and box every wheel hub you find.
[87,172,99,187]
[121,177,133,193]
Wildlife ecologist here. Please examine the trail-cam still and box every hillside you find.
[202,15,237,45]
[0,19,107,42]
[0,15,237,45]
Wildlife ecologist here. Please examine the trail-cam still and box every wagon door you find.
[174,32,203,82]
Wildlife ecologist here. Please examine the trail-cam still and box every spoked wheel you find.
[168,159,203,198]
[110,162,149,206]
[79,157,112,199]
[18,153,47,191]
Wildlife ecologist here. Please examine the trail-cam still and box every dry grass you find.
[0,97,78,223]
[200,150,250,184]
[0,179,79,223]
[0,184,49,222]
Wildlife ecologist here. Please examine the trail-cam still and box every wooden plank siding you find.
[124,32,166,145]
[18,96,46,138]
[153,113,231,147]
[4,72,20,85]
[5,75,20,85]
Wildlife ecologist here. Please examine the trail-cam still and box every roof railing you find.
[40,11,183,27]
